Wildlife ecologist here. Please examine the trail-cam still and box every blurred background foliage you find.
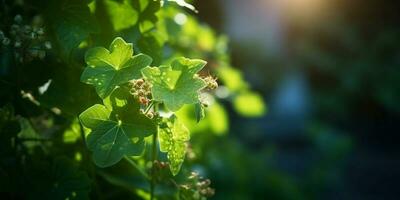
[194,0,400,199]
[0,0,399,199]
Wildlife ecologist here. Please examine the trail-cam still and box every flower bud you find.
[44,41,52,49]
[138,90,145,96]
[180,184,190,190]
[203,76,218,90]
[14,41,21,48]
[30,32,37,39]
[136,79,144,86]
[14,15,23,23]
[146,112,154,119]
[139,96,149,105]
[200,189,208,195]
[189,171,199,179]
[202,179,211,187]
[2,38,10,46]
[36,28,44,35]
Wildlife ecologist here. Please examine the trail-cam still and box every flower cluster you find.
[130,78,156,118]
[129,78,152,106]
[202,75,218,90]
[0,14,51,63]
[179,171,215,200]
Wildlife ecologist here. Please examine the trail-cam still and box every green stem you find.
[144,101,155,115]
[150,102,159,200]
[124,156,150,181]
[78,117,86,146]
[150,130,158,200]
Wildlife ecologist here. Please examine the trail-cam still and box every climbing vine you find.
[0,0,265,199]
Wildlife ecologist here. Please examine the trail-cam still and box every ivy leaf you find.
[141,57,207,111]
[79,90,157,167]
[158,115,190,176]
[103,0,139,31]
[81,37,152,99]
[132,0,161,32]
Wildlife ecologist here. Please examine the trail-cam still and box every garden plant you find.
[0,0,265,199]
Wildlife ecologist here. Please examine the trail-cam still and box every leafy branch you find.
[78,38,217,198]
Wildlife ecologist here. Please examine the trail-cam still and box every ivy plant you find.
[0,0,265,199]
[81,37,152,98]
[79,37,216,198]
[141,58,207,111]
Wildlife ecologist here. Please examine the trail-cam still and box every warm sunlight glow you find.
[280,0,331,22]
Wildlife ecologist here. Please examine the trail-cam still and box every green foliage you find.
[81,37,152,98]
[45,0,99,56]
[233,91,267,117]
[63,119,83,143]
[141,57,206,111]
[159,115,190,175]
[177,102,229,136]
[0,0,267,199]
[79,100,156,167]
[132,0,161,32]
[104,0,139,31]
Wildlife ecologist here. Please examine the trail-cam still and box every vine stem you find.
[150,103,159,200]
[144,101,155,115]
[150,126,158,200]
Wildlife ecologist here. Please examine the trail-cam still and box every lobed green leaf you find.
[79,88,157,167]
[158,115,190,175]
[81,37,152,98]
[141,57,207,111]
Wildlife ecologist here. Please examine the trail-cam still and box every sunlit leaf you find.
[104,0,139,31]
[132,0,161,32]
[63,119,82,143]
[79,94,157,167]
[158,115,189,175]
[81,37,152,98]
[141,57,206,111]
